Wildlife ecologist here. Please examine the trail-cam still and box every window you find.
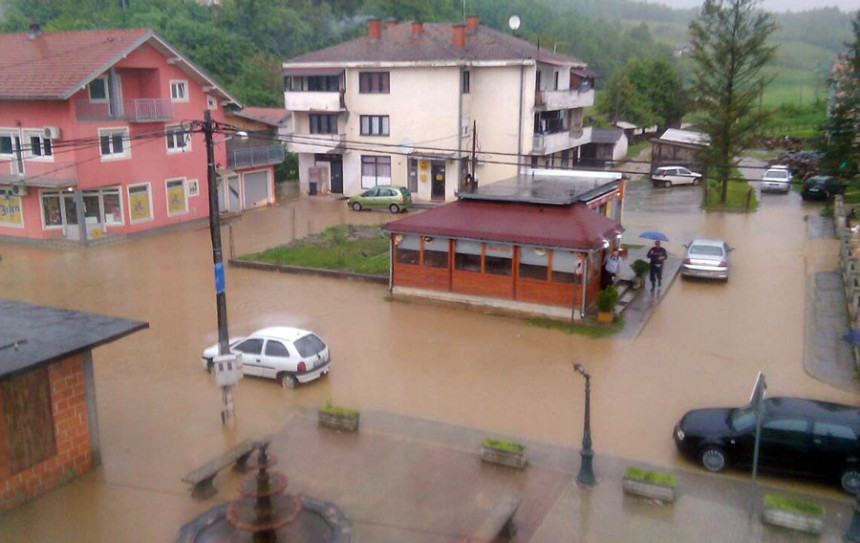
[24,131,52,159]
[360,156,391,187]
[294,334,326,357]
[265,341,290,357]
[207,95,218,110]
[551,251,580,284]
[88,77,108,102]
[309,114,338,135]
[554,71,560,90]
[359,72,390,93]
[519,247,549,281]
[165,178,187,216]
[360,115,389,136]
[41,191,63,227]
[187,179,199,197]
[462,70,470,93]
[0,133,13,155]
[813,422,856,441]
[170,80,189,102]
[422,237,449,268]
[307,75,339,91]
[101,189,123,225]
[484,243,513,276]
[128,183,152,223]
[395,234,420,265]
[730,407,757,432]
[40,187,123,228]
[165,125,190,153]
[763,418,809,435]
[234,338,263,355]
[99,127,130,160]
[455,239,483,272]
[461,116,471,137]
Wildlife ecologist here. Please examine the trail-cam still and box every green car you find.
[347,186,412,214]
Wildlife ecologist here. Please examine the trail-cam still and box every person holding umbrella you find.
[647,240,668,292]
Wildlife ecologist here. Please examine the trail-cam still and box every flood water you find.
[0,176,854,540]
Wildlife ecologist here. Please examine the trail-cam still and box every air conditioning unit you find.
[11,185,27,197]
[43,126,61,140]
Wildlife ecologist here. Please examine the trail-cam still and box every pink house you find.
[0,27,280,244]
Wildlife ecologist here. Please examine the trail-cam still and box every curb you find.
[229,259,388,285]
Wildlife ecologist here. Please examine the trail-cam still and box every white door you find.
[242,170,270,208]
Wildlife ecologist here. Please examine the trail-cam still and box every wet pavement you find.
[1,166,859,540]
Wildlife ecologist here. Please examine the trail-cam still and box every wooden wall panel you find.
[516,279,576,308]
[393,263,450,292]
[452,271,513,299]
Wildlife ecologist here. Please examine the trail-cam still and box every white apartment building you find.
[283,16,594,201]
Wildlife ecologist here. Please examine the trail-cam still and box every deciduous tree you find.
[821,12,860,181]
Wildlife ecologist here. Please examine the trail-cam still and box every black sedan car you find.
[674,397,860,493]
[801,175,844,201]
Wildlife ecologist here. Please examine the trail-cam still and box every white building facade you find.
[283,16,594,201]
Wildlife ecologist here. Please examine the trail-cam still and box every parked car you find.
[761,166,792,193]
[681,239,731,281]
[348,186,412,213]
[201,327,330,389]
[801,175,845,201]
[651,166,702,188]
[674,397,860,494]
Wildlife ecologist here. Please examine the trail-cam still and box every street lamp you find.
[573,363,596,487]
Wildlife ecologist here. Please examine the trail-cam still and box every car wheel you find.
[664,180,672,188]
[693,178,701,186]
[389,204,400,214]
[841,467,860,494]
[699,446,728,472]
[351,202,362,212]
[279,373,298,389]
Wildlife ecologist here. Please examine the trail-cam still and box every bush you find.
[624,467,676,487]
[595,285,619,312]
[764,494,824,517]
[631,259,650,277]
[482,438,525,453]
[319,399,359,418]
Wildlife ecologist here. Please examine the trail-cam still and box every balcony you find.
[75,98,174,123]
[283,91,345,113]
[535,87,594,111]
[226,145,285,169]
[532,126,592,156]
[286,133,345,155]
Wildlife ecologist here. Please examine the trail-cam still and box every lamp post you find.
[573,363,596,487]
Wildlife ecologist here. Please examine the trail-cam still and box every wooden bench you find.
[181,439,259,499]
[465,495,522,543]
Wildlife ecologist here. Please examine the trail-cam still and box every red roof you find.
[286,22,584,66]
[384,200,620,251]
[231,107,290,127]
[0,28,239,103]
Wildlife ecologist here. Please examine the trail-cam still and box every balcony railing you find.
[535,87,595,111]
[532,126,592,156]
[226,145,285,169]
[283,90,345,112]
[286,133,345,155]
[75,98,174,123]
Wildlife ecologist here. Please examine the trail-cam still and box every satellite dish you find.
[399,138,414,155]
[508,15,521,31]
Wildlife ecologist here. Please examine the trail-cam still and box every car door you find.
[759,418,813,474]
[260,339,292,380]
[811,421,859,477]
[363,187,380,208]
[231,337,264,377]
[677,168,695,185]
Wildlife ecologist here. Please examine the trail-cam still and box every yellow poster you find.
[129,190,150,222]
[167,183,186,215]
[0,195,23,227]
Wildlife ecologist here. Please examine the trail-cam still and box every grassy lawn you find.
[703,177,759,212]
[242,224,390,275]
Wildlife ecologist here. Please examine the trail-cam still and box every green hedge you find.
[624,467,676,487]
[482,438,525,453]
[764,494,824,517]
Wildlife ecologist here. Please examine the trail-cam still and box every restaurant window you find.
[422,237,449,268]
[484,243,513,276]
[395,234,420,265]
[454,239,482,272]
[551,250,580,284]
[519,247,549,280]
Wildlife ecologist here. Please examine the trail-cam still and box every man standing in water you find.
[647,240,667,292]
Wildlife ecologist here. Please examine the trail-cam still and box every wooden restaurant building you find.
[384,169,625,321]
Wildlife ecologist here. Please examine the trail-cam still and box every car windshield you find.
[730,406,756,432]
[689,245,724,257]
[294,334,326,357]
[766,170,788,179]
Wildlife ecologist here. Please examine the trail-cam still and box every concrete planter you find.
[317,410,360,433]
[761,504,824,535]
[597,311,614,324]
[622,476,676,503]
[480,444,527,469]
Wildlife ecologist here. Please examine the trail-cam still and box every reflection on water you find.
[0,181,855,540]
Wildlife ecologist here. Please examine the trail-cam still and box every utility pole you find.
[613,82,621,124]
[470,120,478,192]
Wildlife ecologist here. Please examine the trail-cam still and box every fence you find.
[835,195,860,370]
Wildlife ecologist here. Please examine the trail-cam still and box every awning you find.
[572,68,596,79]
[411,152,458,160]
[283,67,344,77]
[215,168,236,178]
[0,175,76,189]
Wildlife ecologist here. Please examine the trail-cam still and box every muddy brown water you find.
[0,180,855,540]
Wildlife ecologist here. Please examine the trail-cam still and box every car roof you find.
[689,238,725,247]
[765,397,860,426]
[656,165,685,170]
[769,165,790,170]
[250,326,312,341]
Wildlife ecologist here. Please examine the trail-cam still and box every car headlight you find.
[676,428,685,441]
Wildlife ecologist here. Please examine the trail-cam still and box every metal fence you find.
[227,145,285,169]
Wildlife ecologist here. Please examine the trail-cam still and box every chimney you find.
[466,15,479,33]
[411,21,423,37]
[368,18,382,42]
[27,22,42,41]
[452,24,466,48]
[385,18,397,30]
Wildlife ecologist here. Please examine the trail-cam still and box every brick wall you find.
[0,355,92,512]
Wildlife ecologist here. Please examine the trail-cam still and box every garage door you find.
[243,170,270,208]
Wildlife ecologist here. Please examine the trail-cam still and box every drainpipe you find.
[580,251,589,319]
[457,66,464,192]
[517,63,525,173]
[74,189,87,246]
[388,235,394,293]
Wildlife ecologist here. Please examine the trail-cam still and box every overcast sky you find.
[653,0,858,12]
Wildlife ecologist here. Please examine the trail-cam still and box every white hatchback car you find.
[681,239,731,281]
[761,166,792,193]
[201,327,330,388]
[651,166,703,188]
